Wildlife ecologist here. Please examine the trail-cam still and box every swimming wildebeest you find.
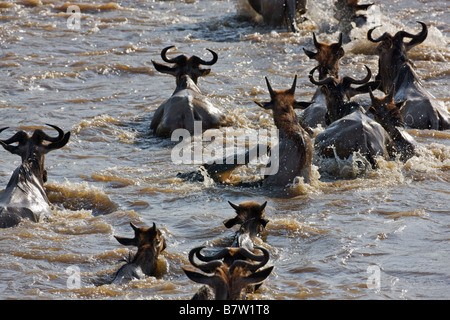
[0,124,70,228]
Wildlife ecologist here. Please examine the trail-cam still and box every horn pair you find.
[160,45,218,65]
[309,65,372,86]
[188,246,270,273]
[367,21,427,48]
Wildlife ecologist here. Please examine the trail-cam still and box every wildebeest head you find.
[114,222,167,276]
[0,124,70,185]
[115,222,166,254]
[303,33,345,79]
[368,86,406,129]
[182,246,273,300]
[255,75,311,129]
[367,21,427,93]
[309,65,372,122]
[368,87,415,161]
[224,200,269,239]
[151,46,218,86]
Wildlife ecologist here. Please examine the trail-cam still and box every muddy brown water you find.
[0,0,449,300]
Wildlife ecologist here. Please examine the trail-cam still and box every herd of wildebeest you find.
[1,0,449,299]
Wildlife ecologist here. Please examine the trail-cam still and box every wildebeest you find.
[309,66,394,170]
[367,21,450,130]
[151,46,226,137]
[112,222,167,284]
[368,87,416,162]
[182,246,273,300]
[299,33,345,130]
[0,125,70,228]
[224,200,269,249]
[238,0,307,32]
[254,75,313,186]
[177,75,312,189]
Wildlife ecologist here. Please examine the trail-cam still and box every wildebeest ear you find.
[182,267,219,286]
[242,266,274,286]
[303,48,317,59]
[261,218,269,228]
[223,217,240,229]
[114,236,137,246]
[152,60,178,76]
[293,101,312,110]
[254,100,272,110]
[199,68,211,77]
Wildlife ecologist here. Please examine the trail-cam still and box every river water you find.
[0,0,449,300]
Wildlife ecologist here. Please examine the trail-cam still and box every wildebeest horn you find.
[309,66,334,86]
[337,32,343,47]
[194,246,230,262]
[188,247,224,272]
[367,26,390,43]
[0,129,28,155]
[38,124,70,151]
[231,247,270,271]
[399,21,428,50]
[312,32,320,49]
[192,49,218,66]
[265,77,275,98]
[343,65,372,85]
[34,124,65,143]
[160,45,185,64]
[228,201,240,211]
[289,75,297,94]
[260,201,267,211]
[0,130,28,145]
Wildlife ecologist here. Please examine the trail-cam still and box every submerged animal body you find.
[367,21,450,130]
[309,66,394,169]
[112,222,166,284]
[0,125,70,228]
[151,46,225,137]
[224,200,269,250]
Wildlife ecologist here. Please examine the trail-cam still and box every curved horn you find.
[399,21,428,50]
[40,124,65,142]
[160,45,185,64]
[367,26,390,43]
[194,246,230,262]
[309,66,334,86]
[343,65,372,85]
[265,77,275,97]
[161,45,177,63]
[192,49,218,66]
[188,247,224,272]
[0,130,28,145]
[231,247,270,271]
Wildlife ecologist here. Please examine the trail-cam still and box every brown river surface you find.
[0,0,449,300]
